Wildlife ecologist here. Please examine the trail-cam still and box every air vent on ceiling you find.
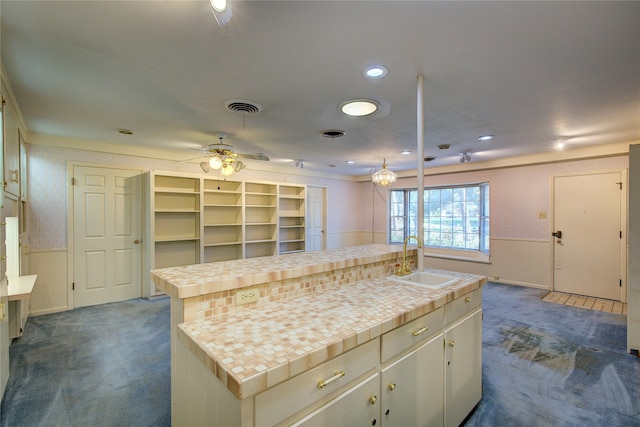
[321,129,346,139]
[225,99,262,114]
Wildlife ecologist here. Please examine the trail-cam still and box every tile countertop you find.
[152,244,409,298]
[177,270,486,399]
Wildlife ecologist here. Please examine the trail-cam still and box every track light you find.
[294,160,304,169]
[210,0,232,27]
[459,152,471,163]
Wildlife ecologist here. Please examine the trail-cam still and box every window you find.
[389,183,489,253]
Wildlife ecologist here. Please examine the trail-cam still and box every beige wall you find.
[360,154,630,289]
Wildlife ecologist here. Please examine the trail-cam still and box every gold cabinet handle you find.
[317,371,345,389]
[369,395,378,405]
[465,296,471,303]
[388,383,396,391]
[448,340,455,347]
[412,326,429,337]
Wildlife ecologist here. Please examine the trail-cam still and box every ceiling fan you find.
[192,133,269,176]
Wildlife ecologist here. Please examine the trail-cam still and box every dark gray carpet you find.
[0,298,170,427]
[1,284,638,426]
[464,283,640,427]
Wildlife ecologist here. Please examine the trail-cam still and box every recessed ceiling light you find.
[401,150,412,155]
[117,128,133,135]
[340,99,379,117]
[424,156,436,162]
[555,142,566,150]
[346,160,355,164]
[363,65,389,78]
[477,135,494,141]
[437,144,451,150]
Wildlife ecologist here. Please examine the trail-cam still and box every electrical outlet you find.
[236,286,259,306]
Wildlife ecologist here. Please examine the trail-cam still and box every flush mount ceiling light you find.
[117,128,133,135]
[346,160,355,164]
[477,135,494,141]
[340,99,379,117]
[400,150,412,155]
[210,0,232,27]
[363,65,389,79]
[371,158,397,186]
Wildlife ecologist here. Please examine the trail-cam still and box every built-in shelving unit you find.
[146,172,201,296]
[144,172,307,296]
[278,184,306,254]
[203,178,243,263]
[244,182,277,259]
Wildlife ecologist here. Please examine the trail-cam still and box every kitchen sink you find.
[387,271,459,289]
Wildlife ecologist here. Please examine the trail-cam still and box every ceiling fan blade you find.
[237,153,269,161]
[178,154,208,163]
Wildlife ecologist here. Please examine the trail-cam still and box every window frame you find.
[389,182,490,255]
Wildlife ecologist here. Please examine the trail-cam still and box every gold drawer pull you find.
[369,395,378,405]
[412,326,429,336]
[317,371,345,389]
[388,383,397,391]
[465,296,471,303]
[448,340,455,347]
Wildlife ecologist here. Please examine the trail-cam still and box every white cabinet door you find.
[292,374,380,427]
[2,101,20,198]
[381,333,444,427]
[444,309,482,427]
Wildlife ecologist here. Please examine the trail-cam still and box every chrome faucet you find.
[396,236,422,276]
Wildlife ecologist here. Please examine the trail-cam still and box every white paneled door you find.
[73,166,142,307]
[553,171,624,301]
[306,186,325,252]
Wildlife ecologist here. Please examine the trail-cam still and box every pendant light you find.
[371,158,397,186]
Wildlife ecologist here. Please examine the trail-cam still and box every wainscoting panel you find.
[488,238,551,289]
[28,249,70,316]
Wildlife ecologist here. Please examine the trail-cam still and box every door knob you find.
[552,230,562,239]
[134,239,140,244]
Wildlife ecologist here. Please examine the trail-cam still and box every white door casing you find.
[72,166,142,307]
[306,186,326,251]
[552,171,624,301]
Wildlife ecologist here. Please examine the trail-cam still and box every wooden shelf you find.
[145,173,307,284]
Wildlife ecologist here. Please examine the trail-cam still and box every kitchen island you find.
[152,244,487,426]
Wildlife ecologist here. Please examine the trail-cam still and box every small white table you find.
[8,274,37,339]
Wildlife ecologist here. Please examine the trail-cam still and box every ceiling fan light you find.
[221,163,234,176]
[371,158,397,186]
[200,162,211,173]
[209,156,223,169]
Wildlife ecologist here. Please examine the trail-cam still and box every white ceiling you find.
[2,1,639,176]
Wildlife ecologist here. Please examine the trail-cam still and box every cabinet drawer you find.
[254,338,379,427]
[444,288,482,326]
[381,307,443,362]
